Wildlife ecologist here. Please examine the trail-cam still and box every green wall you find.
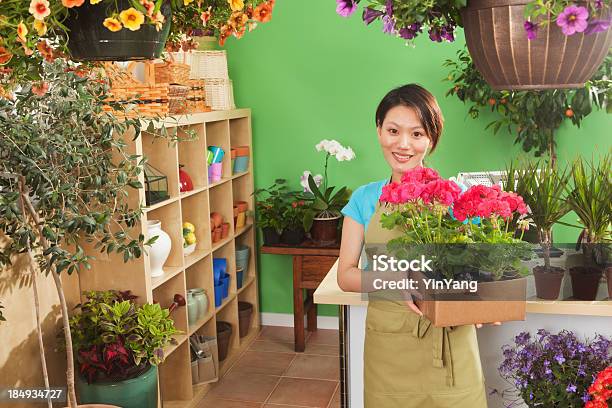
[224,1,612,316]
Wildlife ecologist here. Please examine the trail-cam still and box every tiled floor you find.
[199,326,340,408]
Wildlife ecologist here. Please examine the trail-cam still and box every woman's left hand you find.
[475,322,502,328]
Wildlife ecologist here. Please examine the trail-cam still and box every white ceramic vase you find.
[148,220,171,278]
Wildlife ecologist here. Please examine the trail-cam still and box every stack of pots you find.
[235,244,251,289]
[210,211,230,243]
[186,288,209,326]
[213,258,230,307]
[216,321,233,361]
[207,146,224,183]
[234,201,248,229]
[238,302,253,338]
[232,146,250,174]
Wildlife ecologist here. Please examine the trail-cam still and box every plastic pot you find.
[280,228,305,246]
[216,321,232,361]
[235,244,251,271]
[533,266,564,300]
[214,282,223,307]
[238,302,253,338]
[570,266,603,300]
[236,267,244,289]
[220,273,230,298]
[262,227,281,245]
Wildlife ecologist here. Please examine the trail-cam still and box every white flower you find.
[300,170,323,193]
[326,140,343,155]
[336,147,356,162]
[315,139,331,152]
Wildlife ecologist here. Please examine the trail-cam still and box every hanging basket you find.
[461,0,612,90]
[64,0,171,61]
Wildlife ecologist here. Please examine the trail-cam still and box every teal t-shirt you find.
[341,179,389,231]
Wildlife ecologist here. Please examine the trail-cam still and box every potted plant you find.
[337,0,611,89]
[445,49,611,159]
[253,178,289,245]
[506,160,571,299]
[585,366,612,407]
[565,153,611,300]
[497,329,611,407]
[68,290,179,408]
[379,166,532,326]
[301,139,354,244]
[0,0,274,90]
[280,196,307,245]
[0,59,159,407]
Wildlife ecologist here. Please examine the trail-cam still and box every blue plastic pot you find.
[213,258,227,284]
[214,282,223,307]
[233,156,249,173]
[221,273,230,298]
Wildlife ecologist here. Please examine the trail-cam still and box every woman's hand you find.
[403,299,423,316]
[475,322,502,328]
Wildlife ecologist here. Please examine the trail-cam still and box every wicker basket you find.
[153,60,191,84]
[189,51,229,79]
[204,78,235,111]
[187,80,211,113]
[168,84,190,114]
[103,63,169,118]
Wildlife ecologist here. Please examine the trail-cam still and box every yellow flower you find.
[183,0,194,5]
[34,19,47,36]
[17,22,28,42]
[228,0,244,12]
[90,0,102,3]
[103,17,122,32]
[119,8,145,31]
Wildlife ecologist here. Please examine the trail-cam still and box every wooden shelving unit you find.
[75,109,260,408]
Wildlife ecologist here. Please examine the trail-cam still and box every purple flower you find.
[362,7,383,25]
[336,0,358,18]
[524,20,538,40]
[382,15,396,34]
[515,332,531,346]
[554,354,566,364]
[566,384,577,393]
[398,22,422,39]
[556,5,589,35]
[585,18,611,35]
[429,27,442,42]
[441,25,455,41]
[385,0,393,17]
[582,392,590,403]
[595,0,603,8]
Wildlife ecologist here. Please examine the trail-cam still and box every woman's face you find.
[377,105,431,180]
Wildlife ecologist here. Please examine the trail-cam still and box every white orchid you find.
[315,139,354,162]
[336,146,356,162]
[300,170,323,193]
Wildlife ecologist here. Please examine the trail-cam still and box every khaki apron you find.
[363,200,487,408]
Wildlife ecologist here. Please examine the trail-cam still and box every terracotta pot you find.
[311,216,341,244]
[235,146,250,156]
[461,0,612,90]
[221,222,230,238]
[231,148,237,159]
[235,201,248,212]
[606,267,612,300]
[569,266,602,300]
[213,228,222,243]
[533,266,565,300]
[210,212,223,229]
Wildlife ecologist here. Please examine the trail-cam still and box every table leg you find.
[293,255,305,352]
[307,289,317,332]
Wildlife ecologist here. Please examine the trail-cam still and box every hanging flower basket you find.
[64,0,172,61]
[461,0,612,90]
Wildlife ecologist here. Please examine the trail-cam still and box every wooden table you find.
[260,241,340,352]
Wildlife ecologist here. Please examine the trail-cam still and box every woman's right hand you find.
[403,298,423,316]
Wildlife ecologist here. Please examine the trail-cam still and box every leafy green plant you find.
[444,48,611,158]
[253,178,289,234]
[505,160,571,270]
[282,195,307,232]
[69,290,179,383]
[0,59,160,406]
[301,175,351,232]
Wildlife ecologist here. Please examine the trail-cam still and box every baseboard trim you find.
[260,312,339,330]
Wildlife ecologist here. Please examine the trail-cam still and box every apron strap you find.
[412,317,455,387]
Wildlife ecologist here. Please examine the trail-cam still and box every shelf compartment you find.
[151,266,184,290]
[186,255,215,334]
[209,180,235,241]
[159,340,193,402]
[234,222,253,238]
[235,226,256,288]
[142,131,180,201]
[238,277,259,345]
[229,117,251,148]
[164,334,188,358]
[178,124,207,191]
[213,239,236,300]
[216,296,239,374]
[231,174,254,230]
[180,189,212,258]
[205,120,232,183]
[146,201,184,271]
[153,270,188,334]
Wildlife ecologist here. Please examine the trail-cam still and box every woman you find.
[337,84,491,408]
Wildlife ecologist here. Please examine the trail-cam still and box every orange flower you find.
[228,0,244,11]
[151,11,165,31]
[34,19,47,36]
[62,0,85,8]
[218,24,234,46]
[253,1,273,23]
[119,8,145,31]
[0,46,13,65]
[229,11,248,30]
[29,0,51,20]
[233,25,246,39]
[247,21,257,32]
[36,40,55,62]
[245,4,253,18]
[140,0,155,16]
[17,22,28,42]
[31,81,49,96]
[200,6,212,25]
[103,17,122,32]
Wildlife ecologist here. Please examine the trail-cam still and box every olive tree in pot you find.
[565,153,611,300]
[0,60,158,407]
[507,160,571,299]
[301,140,354,244]
[253,179,288,245]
